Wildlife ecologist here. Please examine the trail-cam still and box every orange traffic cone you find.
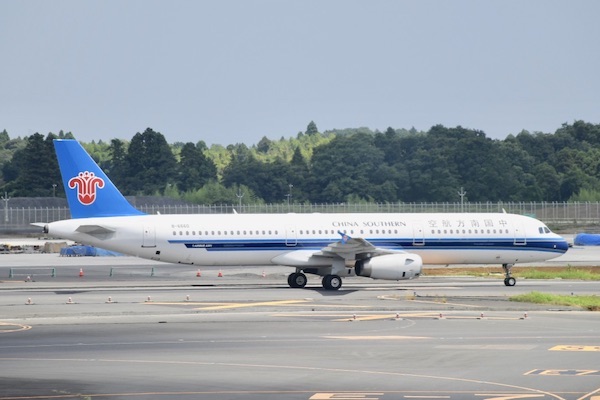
[79,268,84,277]
[218,270,223,277]
[196,269,201,277]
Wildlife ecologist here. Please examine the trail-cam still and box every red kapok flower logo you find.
[68,171,105,205]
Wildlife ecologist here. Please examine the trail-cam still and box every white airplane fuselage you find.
[46,211,568,267]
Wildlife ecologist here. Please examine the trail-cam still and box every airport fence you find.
[3,201,600,234]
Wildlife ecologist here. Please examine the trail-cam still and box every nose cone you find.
[554,236,569,253]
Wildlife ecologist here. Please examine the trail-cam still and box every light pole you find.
[236,187,244,213]
[2,192,9,223]
[52,183,57,197]
[286,184,293,211]
[458,186,467,213]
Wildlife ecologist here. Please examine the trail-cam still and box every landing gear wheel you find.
[322,274,342,291]
[502,264,516,287]
[287,272,307,288]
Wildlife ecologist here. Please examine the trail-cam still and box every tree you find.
[106,139,128,189]
[0,130,9,144]
[309,133,387,202]
[177,142,217,192]
[256,136,272,153]
[287,147,310,202]
[306,121,319,136]
[4,133,60,196]
[123,128,177,195]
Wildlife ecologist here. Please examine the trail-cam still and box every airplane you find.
[36,139,569,290]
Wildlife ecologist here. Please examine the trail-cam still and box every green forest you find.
[1,120,600,205]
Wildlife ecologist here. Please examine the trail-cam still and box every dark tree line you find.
[2,121,600,203]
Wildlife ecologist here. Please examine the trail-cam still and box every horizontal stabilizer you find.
[75,224,116,239]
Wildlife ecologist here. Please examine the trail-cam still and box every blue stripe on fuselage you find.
[168,237,568,254]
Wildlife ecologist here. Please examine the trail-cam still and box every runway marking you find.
[410,299,484,308]
[0,322,31,333]
[310,393,384,399]
[146,300,370,310]
[196,299,309,310]
[144,299,322,310]
[378,296,485,308]
[333,314,401,322]
[525,369,600,376]
[549,345,600,352]
[437,345,537,350]
[474,395,544,399]
[324,335,430,340]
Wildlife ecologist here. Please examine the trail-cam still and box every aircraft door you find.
[412,223,425,246]
[513,222,527,245]
[285,227,297,247]
[142,225,156,248]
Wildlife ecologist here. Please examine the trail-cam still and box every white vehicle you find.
[39,140,569,290]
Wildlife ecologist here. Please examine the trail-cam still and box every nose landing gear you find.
[502,264,516,286]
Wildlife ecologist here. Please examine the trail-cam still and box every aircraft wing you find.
[271,232,391,266]
[320,236,376,258]
[318,232,406,260]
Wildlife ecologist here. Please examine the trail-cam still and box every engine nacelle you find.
[355,253,423,280]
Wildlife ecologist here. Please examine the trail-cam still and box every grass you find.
[509,291,600,311]
[516,267,600,280]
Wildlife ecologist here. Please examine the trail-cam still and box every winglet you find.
[338,231,351,244]
[54,139,145,218]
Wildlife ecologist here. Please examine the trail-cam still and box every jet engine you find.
[355,253,423,280]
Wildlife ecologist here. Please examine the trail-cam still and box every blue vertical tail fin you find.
[54,139,145,218]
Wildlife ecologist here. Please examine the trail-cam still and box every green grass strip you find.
[510,291,600,311]
[515,268,600,281]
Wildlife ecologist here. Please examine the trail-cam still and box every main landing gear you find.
[502,263,516,286]
[287,272,343,290]
[322,274,342,290]
[287,272,307,288]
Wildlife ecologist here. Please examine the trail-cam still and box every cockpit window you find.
[539,226,551,234]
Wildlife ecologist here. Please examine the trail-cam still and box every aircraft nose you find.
[555,238,569,253]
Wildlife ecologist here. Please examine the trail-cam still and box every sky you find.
[1,0,599,146]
